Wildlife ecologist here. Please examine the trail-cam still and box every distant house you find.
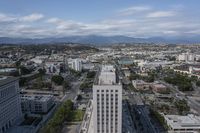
[151,83,167,93]
[132,80,150,90]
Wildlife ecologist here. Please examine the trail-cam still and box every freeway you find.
[159,80,200,114]
[122,100,137,133]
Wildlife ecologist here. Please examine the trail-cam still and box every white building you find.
[188,53,195,62]
[0,77,22,133]
[21,94,54,114]
[164,114,200,133]
[68,58,82,71]
[93,65,122,133]
[178,53,188,62]
[30,55,49,64]
[45,61,62,74]
[178,53,196,62]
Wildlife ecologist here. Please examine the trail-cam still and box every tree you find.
[63,81,70,94]
[63,81,70,89]
[20,66,32,75]
[175,99,190,115]
[77,95,82,101]
[129,73,140,80]
[149,108,168,130]
[51,75,64,85]
[164,73,193,91]
[87,71,96,78]
[15,60,22,68]
[38,68,46,76]
[41,100,73,133]
[196,80,200,87]
[38,68,46,80]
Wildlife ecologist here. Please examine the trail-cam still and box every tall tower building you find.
[0,77,22,133]
[93,65,122,133]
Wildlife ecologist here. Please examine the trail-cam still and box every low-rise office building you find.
[164,114,200,133]
[132,80,150,90]
[21,94,54,114]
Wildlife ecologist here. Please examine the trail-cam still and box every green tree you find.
[196,80,200,87]
[51,75,64,85]
[175,99,190,115]
[20,66,32,75]
[87,71,96,78]
[129,73,140,80]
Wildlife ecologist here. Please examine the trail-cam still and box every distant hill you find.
[0,35,199,45]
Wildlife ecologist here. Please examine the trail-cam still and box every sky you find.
[0,0,200,38]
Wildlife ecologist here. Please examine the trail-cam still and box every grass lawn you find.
[71,110,85,121]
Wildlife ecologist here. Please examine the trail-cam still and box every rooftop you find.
[21,94,53,102]
[0,76,18,88]
[164,114,200,129]
[98,65,117,85]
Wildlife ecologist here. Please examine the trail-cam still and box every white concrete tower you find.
[93,65,122,133]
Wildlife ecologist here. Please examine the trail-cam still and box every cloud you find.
[0,4,199,38]
[118,6,151,16]
[20,13,44,22]
[0,13,16,22]
[147,11,176,18]
[46,18,63,24]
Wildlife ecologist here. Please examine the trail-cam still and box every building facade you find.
[21,94,54,114]
[164,114,200,132]
[68,58,82,71]
[93,65,122,133]
[132,80,150,90]
[0,77,22,133]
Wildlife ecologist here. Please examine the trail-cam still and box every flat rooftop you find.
[21,94,53,102]
[0,76,18,88]
[97,65,117,85]
[164,114,200,129]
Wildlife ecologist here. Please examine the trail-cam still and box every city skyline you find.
[0,0,200,38]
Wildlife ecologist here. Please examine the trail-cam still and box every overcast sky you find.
[0,0,200,38]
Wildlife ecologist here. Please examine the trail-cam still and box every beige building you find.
[93,65,122,133]
[132,80,150,90]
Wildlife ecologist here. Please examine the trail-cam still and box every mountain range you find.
[0,35,199,45]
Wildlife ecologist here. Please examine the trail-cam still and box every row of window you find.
[97,90,118,93]
[97,94,118,97]
[0,85,16,99]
